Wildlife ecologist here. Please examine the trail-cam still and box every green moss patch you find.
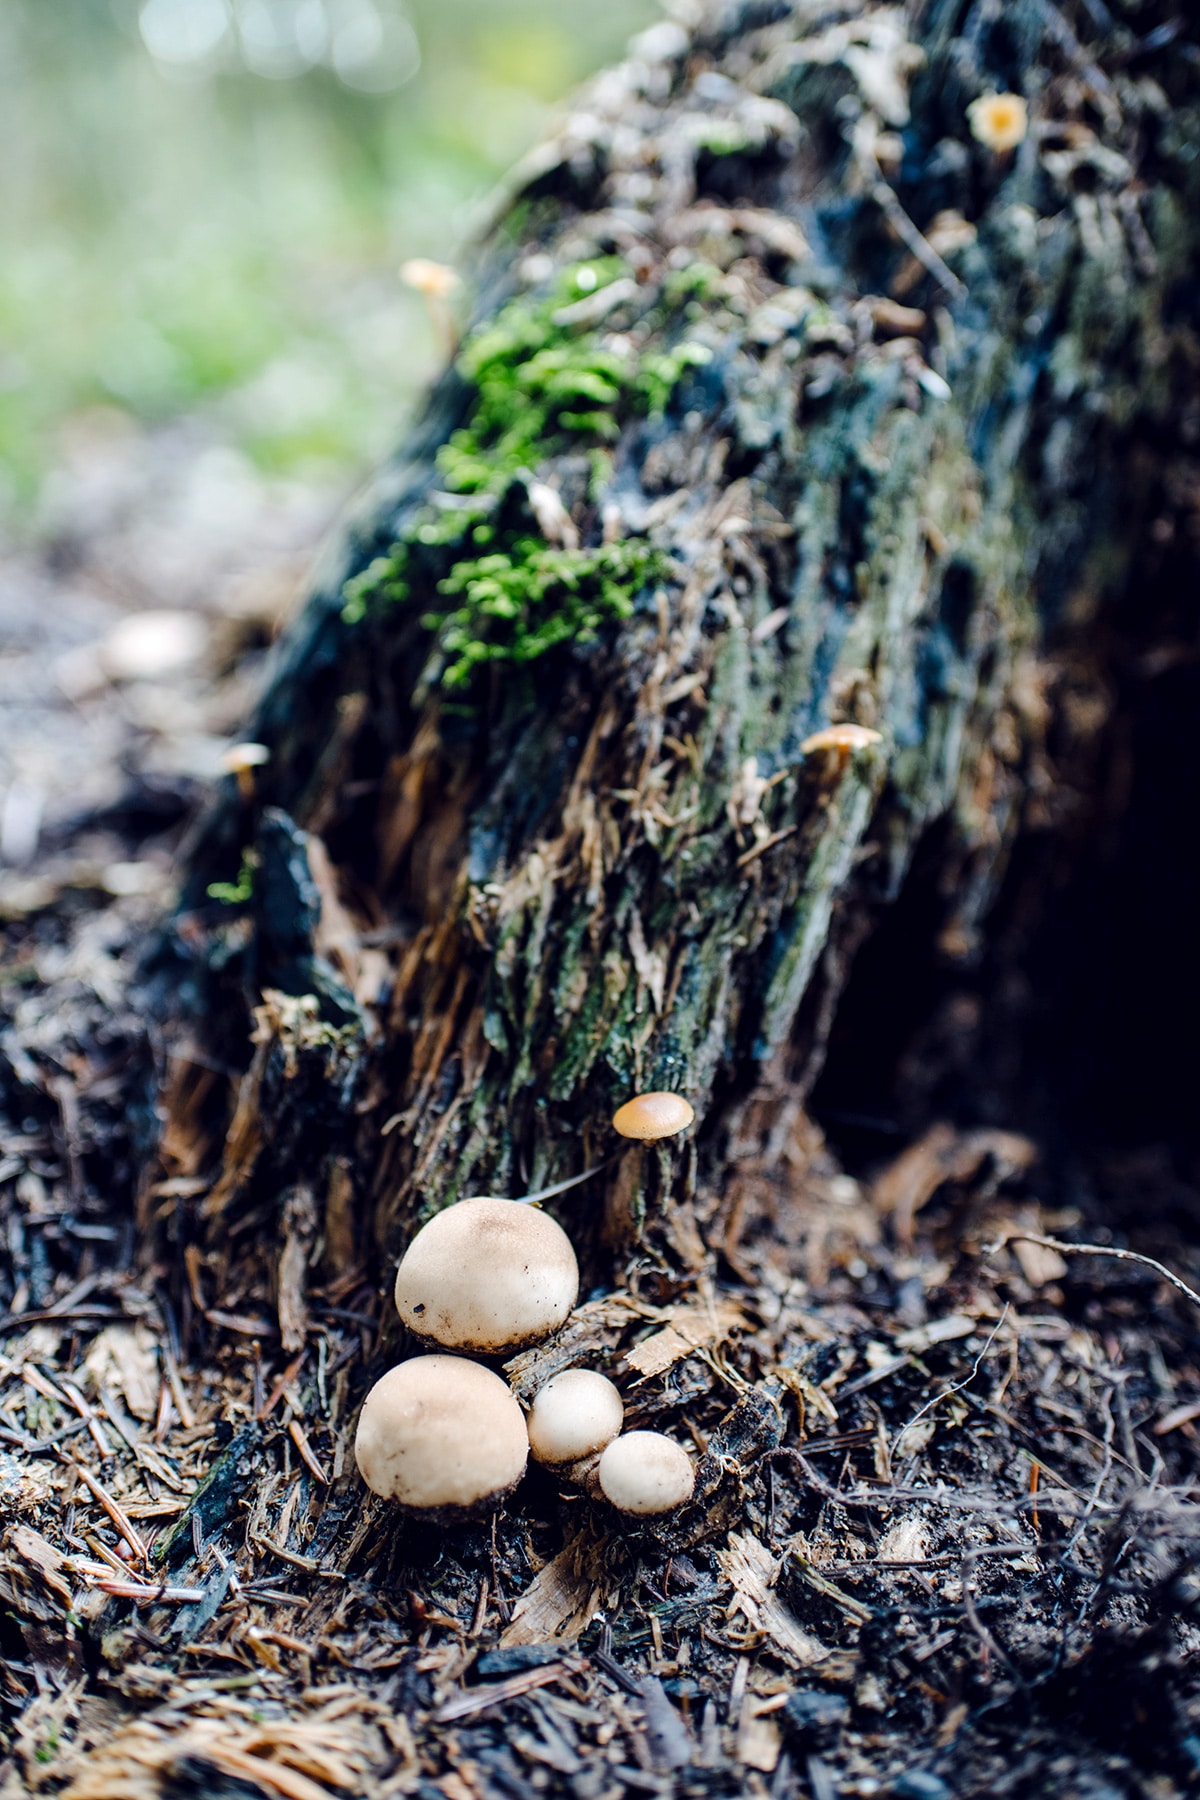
[430,538,670,692]
[341,260,710,701]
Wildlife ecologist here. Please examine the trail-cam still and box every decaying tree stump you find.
[4,6,1200,1794]
[151,0,1200,1310]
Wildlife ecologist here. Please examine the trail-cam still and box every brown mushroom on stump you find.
[612,1092,694,1142]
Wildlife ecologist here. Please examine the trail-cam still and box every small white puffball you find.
[597,1430,695,1515]
[354,1355,528,1511]
[394,1197,579,1354]
[527,1369,624,1467]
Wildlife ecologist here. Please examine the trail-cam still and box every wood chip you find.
[500,1537,601,1648]
[1153,1397,1200,1437]
[773,1364,840,1428]
[9,1524,75,1608]
[1012,1236,1068,1287]
[716,1532,832,1667]
[504,1295,644,1402]
[83,1323,159,1420]
[737,1697,782,1773]
[894,1314,976,1354]
[873,1124,1035,1243]
[625,1298,745,1380]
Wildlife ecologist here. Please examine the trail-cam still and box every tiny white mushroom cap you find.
[597,1431,695,1515]
[354,1355,527,1510]
[394,1197,579,1354]
[220,741,270,775]
[401,257,461,298]
[528,1369,624,1467]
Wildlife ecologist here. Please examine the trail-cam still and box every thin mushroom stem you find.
[983,1231,1200,1314]
[463,1157,616,1206]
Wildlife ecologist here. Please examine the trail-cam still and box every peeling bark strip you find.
[157,2,1200,1282]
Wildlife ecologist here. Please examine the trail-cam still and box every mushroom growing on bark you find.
[220,741,270,801]
[354,1354,527,1512]
[612,1092,694,1142]
[394,1196,579,1354]
[967,91,1028,153]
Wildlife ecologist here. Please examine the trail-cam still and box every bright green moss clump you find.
[206,846,258,906]
[341,260,710,700]
[436,271,711,496]
[431,539,669,692]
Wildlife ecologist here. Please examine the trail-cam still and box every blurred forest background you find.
[0,0,657,864]
[2,0,658,512]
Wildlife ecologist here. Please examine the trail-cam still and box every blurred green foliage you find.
[0,0,657,520]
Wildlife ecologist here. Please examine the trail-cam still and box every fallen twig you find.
[61,1456,150,1566]
[890,1305,1010,1461]
[984,1231,1200,1313]
[94,1579,207,1603]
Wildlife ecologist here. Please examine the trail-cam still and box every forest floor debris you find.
[1,872,1198,1796]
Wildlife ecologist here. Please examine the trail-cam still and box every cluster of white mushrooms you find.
[355,1091,697,1520]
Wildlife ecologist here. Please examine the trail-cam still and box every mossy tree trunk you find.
[148,0,1200,1341]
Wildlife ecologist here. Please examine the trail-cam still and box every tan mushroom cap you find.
[394,1197,579,1354]
[220,741,270,774]
[800,724,882,755]
[612,1092,694,1141]
[598,1431,695,1515]
[966,92,1028,154]
[400,257,461,298]
[354,1355,527,1510]
[527,1369,624,1467]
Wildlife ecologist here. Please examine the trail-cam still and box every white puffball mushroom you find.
[598,1430,695,1516]
[394,1197,579,1354]
[354,1355,528,1511]
[527,1369,624,1467]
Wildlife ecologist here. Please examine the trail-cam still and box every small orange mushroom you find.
[612,1092,694,1141]
[401,258,461,356]
[800,724,882,756]
[220,741,270,801]
[967,92,1028,155]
